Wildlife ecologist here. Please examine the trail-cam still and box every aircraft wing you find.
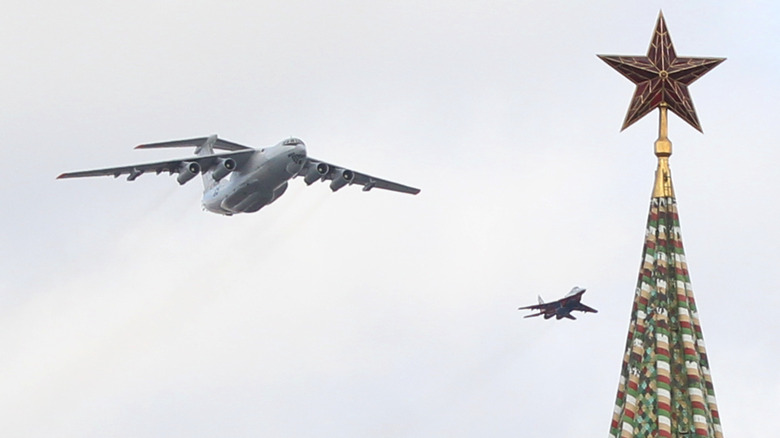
[135,136,253,151]
[560,289,597,314]
[518,302,556,319]
[559,290,587,306]
[518,302,554,311]
[573,303,598,313]
[57,150,254,180]
[300,157,420,195]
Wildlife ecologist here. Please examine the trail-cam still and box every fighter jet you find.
[58,135,420,215]
[518,287,597,320]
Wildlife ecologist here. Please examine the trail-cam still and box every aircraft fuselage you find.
[202,140,306,215]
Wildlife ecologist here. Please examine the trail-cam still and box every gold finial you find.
[652,103,675,198]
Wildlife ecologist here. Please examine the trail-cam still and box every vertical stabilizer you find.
[198,135,219,191]
[196,135,217,156]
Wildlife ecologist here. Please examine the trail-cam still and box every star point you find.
[598,12,725,132]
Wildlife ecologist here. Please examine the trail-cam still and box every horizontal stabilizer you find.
[135,136,252,152]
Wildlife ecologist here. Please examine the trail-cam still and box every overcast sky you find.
[1,1,778,437]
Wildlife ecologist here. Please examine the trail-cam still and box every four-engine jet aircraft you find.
[58,135,420,215]
[518,286,597,320]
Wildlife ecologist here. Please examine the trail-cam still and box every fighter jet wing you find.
[560,289,597,314]
[57,149,254,181]
[518,302,554,311]
[573,303,598,313]
[299,157,420,195]
[518,302,556,319]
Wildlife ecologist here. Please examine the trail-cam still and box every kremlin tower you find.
[598,12,725,438]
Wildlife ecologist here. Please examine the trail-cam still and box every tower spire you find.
[653,103,674,198]
[599,12,725,438]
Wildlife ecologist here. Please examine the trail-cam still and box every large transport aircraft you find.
[58,135,420,215]
[518,287,598,320]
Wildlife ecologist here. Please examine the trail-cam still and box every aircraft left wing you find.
[298,157,420,195]
[573,303,598,313]
[57,149,254,182]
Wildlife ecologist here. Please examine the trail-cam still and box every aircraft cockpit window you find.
[284,138,302,146]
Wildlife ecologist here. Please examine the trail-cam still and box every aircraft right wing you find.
[57,149,254,182]
[517,302,554,311]
[559,290,587,308]
[298,157,420,195]
[518,304,555,318]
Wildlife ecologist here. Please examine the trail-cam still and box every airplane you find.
[57,135,420,215]
[518,287,597,320]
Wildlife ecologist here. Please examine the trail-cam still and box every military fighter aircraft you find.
[518,287,597,320]
[58,135,420,215]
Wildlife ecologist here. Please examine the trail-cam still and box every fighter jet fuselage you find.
[518,287,598,320]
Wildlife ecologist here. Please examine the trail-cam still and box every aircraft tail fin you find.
[197,136,219,191]
[537,295,544,305]
[195,135,217,157]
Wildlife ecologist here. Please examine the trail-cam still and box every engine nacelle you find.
[303,162,330,185]
[329,169,355,192]
[127,168,143,181]
[176,161,201,185]
[211,158,236,181]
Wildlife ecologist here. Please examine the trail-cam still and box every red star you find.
[598,11,725,132]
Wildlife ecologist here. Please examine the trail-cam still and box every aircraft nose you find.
[285,143,307,173]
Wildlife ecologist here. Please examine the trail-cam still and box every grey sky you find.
[1,1,778,436]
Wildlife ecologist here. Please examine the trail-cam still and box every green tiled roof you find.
[609,197,723,438]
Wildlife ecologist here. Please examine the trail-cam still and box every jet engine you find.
[211,158,236,181]
[176,161,201,185]
[329,169,355,192]
[303,162,330,185]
